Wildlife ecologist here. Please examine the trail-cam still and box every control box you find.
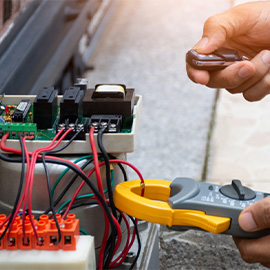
[0,91,142,154]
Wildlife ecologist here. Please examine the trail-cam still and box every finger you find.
[239,197,270,232]
[186,64,210,85]
[242,73,270,101]
[194,15,228,53]
[226,50,270,98]
[234,235,270,264]
[203,61,255,89]
[194,6,251,54]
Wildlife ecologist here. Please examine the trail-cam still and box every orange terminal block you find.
[34,220,47,250]
[46,214,64,251]
[61,213,80,251]
[0,222,5,250]
[0,213,80,251]
[0,214,7,250]
[5,221,20,250]
[19,221,34,250]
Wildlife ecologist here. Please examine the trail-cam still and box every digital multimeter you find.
[114,178,270,238]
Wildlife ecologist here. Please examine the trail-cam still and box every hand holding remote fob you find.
[186,47,247,70]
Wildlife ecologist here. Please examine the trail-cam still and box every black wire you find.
[58,199,141,270]
[46,128,83,154]
[41,153,61,245]
[0,152,22,162]
[103,154,128,265]
[41,128,86,215]
[59,200,98,215]
[97,127,117,217]
[128,216,141,270]
[40,157,117,257]
[0,135,26,242]
[109,154,128,182]
[97,128,118,267]
[43,157,94,215]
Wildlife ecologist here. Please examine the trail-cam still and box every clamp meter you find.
[114,178,270,238]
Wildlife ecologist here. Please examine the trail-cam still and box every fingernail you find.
[261,50,270,65]
[239,212,258,232]
[194,37,209,51]
[238,65,254,79]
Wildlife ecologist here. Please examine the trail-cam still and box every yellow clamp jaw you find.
[114,179,230,234]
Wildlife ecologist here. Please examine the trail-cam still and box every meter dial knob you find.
[219,179,256,200]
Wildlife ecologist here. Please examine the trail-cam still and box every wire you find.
[89,127,112,269]
[97,127,119,268]
[0,135,26,244]
[45,128,83,154]
[55,169,114,214]
[80,228,88,235]
[128,216,141,270]
[62,158,144,269]
[41,153,61,245]
[36,156,118,261]
[97,127,117,217]
[51,155,93,198]
[0,127,143,268]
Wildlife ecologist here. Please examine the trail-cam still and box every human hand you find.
[186,1,270,101]
[233,197,270,268]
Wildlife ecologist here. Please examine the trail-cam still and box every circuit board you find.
[0,90,133,141]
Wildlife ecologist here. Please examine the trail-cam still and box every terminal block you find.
[0,123,37,139]
[56,118,88,140]
[89,115,122,133]
[83,84,135,117]
[0,213,80,251]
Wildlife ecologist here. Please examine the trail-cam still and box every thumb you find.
[239,197,270,232]
[193,15,229,53]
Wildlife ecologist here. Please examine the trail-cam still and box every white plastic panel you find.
[0,236,95,270]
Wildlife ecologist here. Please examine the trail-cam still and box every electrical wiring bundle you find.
[0,124,145,270]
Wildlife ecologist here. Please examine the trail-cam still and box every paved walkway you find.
[207,0,270,192]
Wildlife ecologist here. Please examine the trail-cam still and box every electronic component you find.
[0,123,37,139]
[89,115,122,133]
[114,178,270,238]
[60,87,85,122]
[56,118,88,140]
[12,99,31,123]
[83,84,135,117]
[33,87,58,129]
[186,47,248,70]
[92,84,126,98]
[74,78,88,92]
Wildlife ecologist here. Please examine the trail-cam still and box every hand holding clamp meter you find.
[114,177,270,238]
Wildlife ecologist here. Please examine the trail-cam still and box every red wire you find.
[89,127,110,270]
[89,127,105,197]
[1,129,72,246]
[26,128,73,244]
[0,130,144,266]
[62,158,145,269]
[109,212,131,268]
